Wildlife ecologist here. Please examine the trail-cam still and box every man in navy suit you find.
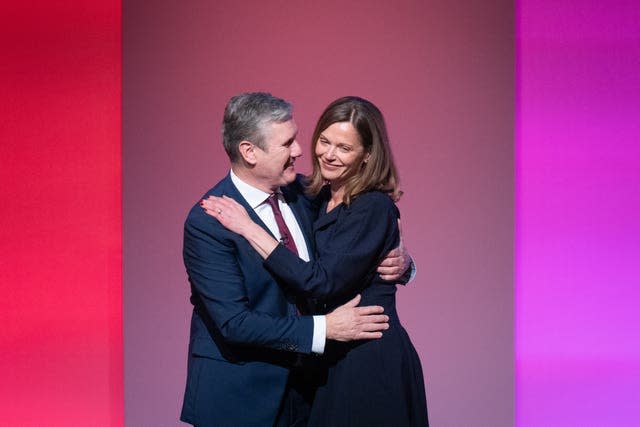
[180,93,407,427]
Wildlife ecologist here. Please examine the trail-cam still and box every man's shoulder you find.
[185,175,235,226]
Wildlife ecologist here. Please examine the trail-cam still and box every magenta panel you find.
[516,1,640,425]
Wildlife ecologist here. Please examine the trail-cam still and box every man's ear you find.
[238,140,257,165]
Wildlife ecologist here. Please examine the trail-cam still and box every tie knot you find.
[267,193,280,208]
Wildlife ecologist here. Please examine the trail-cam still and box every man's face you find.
[253,119,302,192]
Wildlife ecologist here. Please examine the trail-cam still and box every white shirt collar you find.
[229,169,274,210]
[229,169,310,264]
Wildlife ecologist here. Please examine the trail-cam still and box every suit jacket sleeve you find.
[184,208,314,353]
[263,191,399,300]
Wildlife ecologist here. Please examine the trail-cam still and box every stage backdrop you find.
[123,1,514,426]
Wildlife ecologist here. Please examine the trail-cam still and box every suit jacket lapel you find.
[281,184,315,257]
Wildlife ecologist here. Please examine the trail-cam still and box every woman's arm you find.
[200,195,279,259]
[202,192,400,300]
[263,193,398,300]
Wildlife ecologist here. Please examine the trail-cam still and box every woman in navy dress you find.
[203,96,428,426]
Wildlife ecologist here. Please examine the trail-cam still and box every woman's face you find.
[315,121,370,185]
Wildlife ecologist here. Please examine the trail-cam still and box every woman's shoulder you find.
[341,191,400,237]
[349,190,397,214]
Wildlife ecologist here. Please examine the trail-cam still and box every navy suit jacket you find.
[180,173,316,427]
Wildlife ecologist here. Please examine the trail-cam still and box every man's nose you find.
[290,140,302,157]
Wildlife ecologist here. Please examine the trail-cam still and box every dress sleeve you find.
[263,192,399,300]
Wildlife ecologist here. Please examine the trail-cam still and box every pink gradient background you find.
[14,2,640,426]
[123,1,514,426]
[516,0,640,425]
[3,1,638,426]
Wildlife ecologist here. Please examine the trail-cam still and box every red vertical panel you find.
[0,2,122,425]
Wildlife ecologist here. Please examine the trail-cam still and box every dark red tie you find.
[266,193,299,255]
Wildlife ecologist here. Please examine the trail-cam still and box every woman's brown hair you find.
[306,96,401,205]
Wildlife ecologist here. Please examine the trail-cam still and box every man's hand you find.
[377,219,411,281]
[325,294,389,342]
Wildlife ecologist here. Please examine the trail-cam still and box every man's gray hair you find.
[222,92,293,163]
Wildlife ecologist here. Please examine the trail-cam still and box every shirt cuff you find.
[408,258,417,283]
[397,257,417,285]
[311,315,326,354]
